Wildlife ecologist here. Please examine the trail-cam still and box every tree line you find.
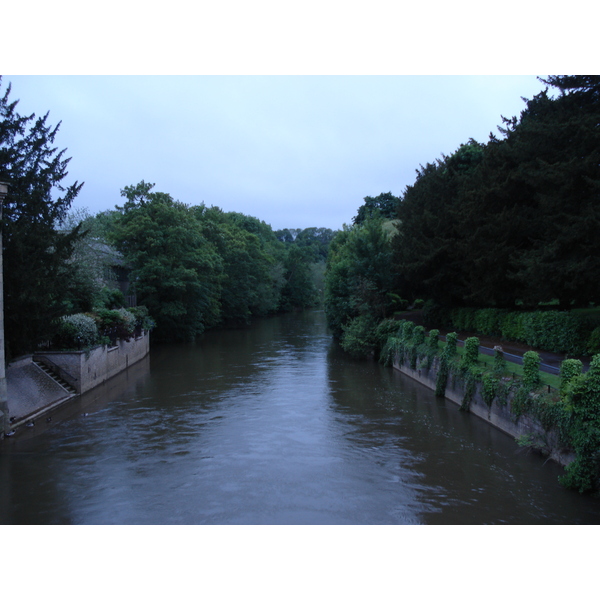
[89,181,333,342]
[0,77,334,357]
[325,75,600,351]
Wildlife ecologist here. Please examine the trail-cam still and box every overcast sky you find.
[5,75,550,231]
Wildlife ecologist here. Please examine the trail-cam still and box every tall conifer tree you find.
[0,78,84,359]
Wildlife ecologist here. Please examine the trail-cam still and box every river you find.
[2,309,599,524]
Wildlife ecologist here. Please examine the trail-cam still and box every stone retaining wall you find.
[393,356,575,467]
[35,332,150,394]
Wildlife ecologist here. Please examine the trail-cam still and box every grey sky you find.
[6,75,548,230]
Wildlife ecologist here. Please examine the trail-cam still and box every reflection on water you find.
[2,310,600,524]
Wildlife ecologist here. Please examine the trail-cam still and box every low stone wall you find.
[393,356,575,467]
[35,332,150,394]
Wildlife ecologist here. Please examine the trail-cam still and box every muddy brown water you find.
[1,310,599,524]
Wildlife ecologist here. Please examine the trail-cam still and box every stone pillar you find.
[0,182,9,437]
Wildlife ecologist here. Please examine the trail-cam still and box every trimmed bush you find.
[500,312,525,342]
[448,307,592,355]
[444,332,458,360]
[94,308,136,344]
[560,359,583,397]
[411,325,426,346]
[493,345,505,375]
[462,337,480,369]
[474,308,505,336]
[54,313,99,349]
[560,354,600,493]
[451,307,477,332]
[427,329,440,353]
[522,351,541,389]
[400,319,416,341]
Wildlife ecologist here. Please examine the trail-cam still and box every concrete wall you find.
[35,332,150,394]
[393,355,575,467]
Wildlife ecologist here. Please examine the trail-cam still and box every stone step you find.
[32,360,77,395]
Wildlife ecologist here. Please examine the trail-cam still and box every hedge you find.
[442,307,594,355]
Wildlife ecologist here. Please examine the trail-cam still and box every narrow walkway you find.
[399,310,591,375]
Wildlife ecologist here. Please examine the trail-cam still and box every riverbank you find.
[392,356,575,467]
[397,309,592,373]
[2,331,150,438]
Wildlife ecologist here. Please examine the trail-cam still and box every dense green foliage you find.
[352,192,400,225]
[109,182,223,341]
[1,77,332,352]
[102,181,326,342]
[324,216,398,341]
[427,306,597,354]
[380,318,600,493]
[558,355,600,493]
[51,307,148,350]
[559,359,583,395]
[0,78,85,359]
[324,78,600,493]
[393,76,600,310]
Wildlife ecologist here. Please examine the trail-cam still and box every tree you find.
[353,192,400,225]
[192,206,283,325]
[278,244,319,311]
[110,182,223,341]
[293,227,336,262]
[0,78,84,359]
[393,142,485,307]
[447,82,600,309]
[505,80,600,307]
[58,207,126,313]
[325,217,397,337]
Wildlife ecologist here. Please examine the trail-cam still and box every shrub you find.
[380,336,402,367]
[427,329,440,354]
[400,319,416,341]
[588,327,600,355]
[461,337,480,369]
[94,286,126,310]
[116,308,136,335]
[493,345,505,375]
[451,307,477,332]
[444,332,458,360]
[481,372,499,407]
[94,308,135,344]
[128,305,156,332]
[411,325,426,346]
[503,310,588,354]
[374,319,402,356]
[500,312,525,342]
[522,351,541,390]
[473,308,505,336]
[559,359,583,397]
[54,313,99,349]
[422,329,440,369]
[559,354,600,493]
[340,314,378,359]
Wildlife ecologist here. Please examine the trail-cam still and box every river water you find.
[2,310,600,525]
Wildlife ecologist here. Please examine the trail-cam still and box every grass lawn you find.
[438,341,561,391]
